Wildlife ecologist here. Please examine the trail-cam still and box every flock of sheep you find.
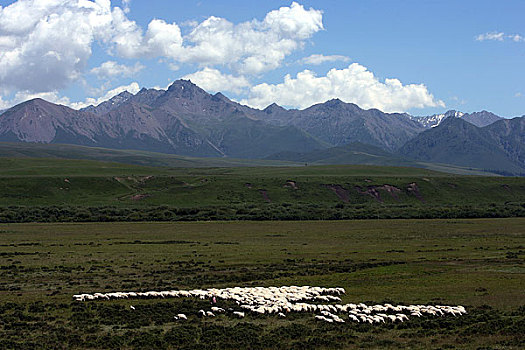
[73,286,467,324]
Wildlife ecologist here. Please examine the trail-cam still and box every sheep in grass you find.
[348,314,360,322]
[130,305,135,310]
[211,307,225,313]
[385,315,397,322]
[315,315,333,323]
[198,310,206,317]
[233,311,245,318]
[174,313,187,320]
[206,311,215,317]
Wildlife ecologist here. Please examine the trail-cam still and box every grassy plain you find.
[0,158,524,222]
[0,219,523,349]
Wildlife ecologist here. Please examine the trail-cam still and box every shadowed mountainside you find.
[398,117,525,175]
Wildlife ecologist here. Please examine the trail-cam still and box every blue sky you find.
[0,0,523,116]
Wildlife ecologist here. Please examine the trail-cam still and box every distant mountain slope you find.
[485,116,525,168]
[266,142,418,167]
[252,99,425,151]
[398,117,525,175]
[413,110,503,128]
[81,91,133,115]
[0,98,103,143]
[0,142,300,168]
[462,111,503,127]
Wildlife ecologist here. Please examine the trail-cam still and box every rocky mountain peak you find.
[166,79,205,97]
[263,103,286,114]
[81,90,133,115]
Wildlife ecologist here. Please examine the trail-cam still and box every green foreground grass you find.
[1,219,524,349]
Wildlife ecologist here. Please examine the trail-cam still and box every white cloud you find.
[112,16,183,59]
[121,0,131,13]
[90,60,144,79]
[241,63,444,113]
[0,96,11,110]
[0,0,135,93]
[299,54,350,65]
[178,2,323,74]
[0,0,323,99]
[476,31,524,42]
[183,68,250,94]
[515,92,523,98]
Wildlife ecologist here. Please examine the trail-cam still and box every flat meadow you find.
[1,219,523,349]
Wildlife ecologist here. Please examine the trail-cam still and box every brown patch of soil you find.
[382,185,402,201]
[259,189,271,203]
[364,179,372,183]
[324,184,350,203]
[355,184,402,202]
[407,182,425,202]
[355,186,383,202]
[284,180,298,189]
[130,194,151,201]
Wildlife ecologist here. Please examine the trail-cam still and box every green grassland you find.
[0,219,523,349]
[0,158,524,222]
[0,141,502,175]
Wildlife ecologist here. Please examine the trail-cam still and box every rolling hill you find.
[0,142,299,168]
[399,117,525,175]
[266,142,419,167]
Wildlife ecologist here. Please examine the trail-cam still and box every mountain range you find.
[412,110,503,128]
[400,116,524,175]
[0,79,523,175]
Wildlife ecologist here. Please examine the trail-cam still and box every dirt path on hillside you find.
[407,182,425,202]
[324,184,350,203]
[259,189,271,203]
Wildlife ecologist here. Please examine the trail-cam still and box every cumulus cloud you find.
[0,0,136,93]
[241,63,444,112]
[90,60,144,79]
[299,54,350,65]
[101,1,323,74]
[0,96,11,110]
[183,68,250,94]
[179,2,323,74]
[112,16,183,59]
[476,31,524,42]
[121,0,131,13]
[0,0,322,98]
